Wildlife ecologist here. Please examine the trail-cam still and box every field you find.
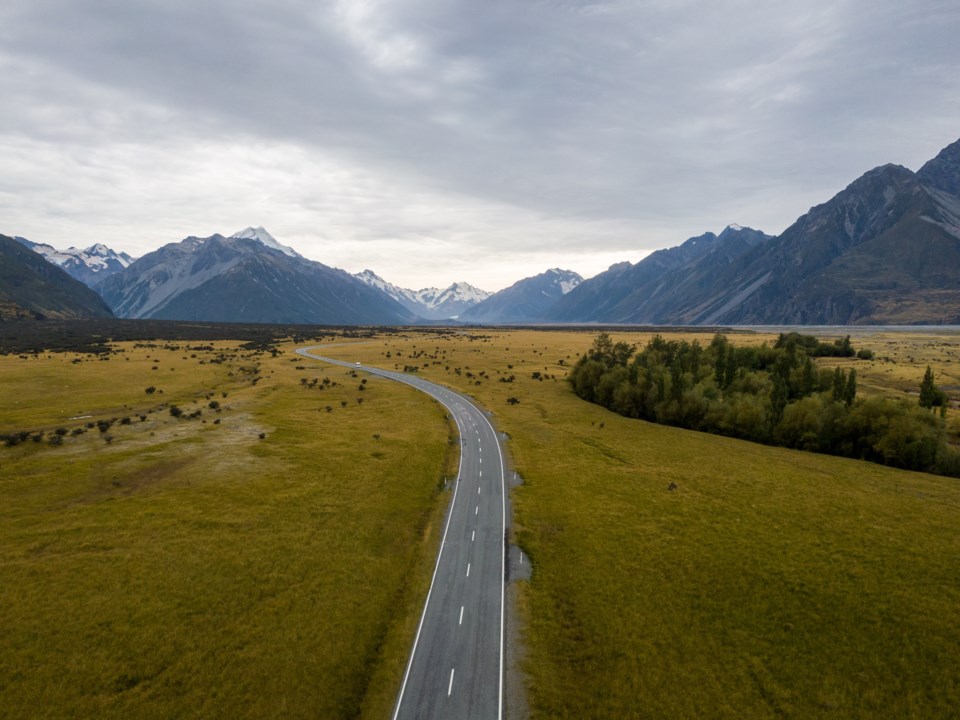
[319,328,960,719]
[0,336,455,719]
[3,325,960,718]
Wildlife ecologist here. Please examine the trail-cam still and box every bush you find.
[169,406,183,418]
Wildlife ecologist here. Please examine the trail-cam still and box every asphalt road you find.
[296,347,505,720]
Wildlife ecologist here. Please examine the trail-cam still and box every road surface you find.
[296,347,505,720]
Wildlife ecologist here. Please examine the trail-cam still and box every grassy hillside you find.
[323,329,960,719]
[0,339,454,719]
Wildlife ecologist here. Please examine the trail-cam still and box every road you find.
[296,347,505,720]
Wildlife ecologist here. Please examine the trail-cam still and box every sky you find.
[1,1,959,292]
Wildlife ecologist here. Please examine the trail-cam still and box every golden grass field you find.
[320,328,960,719]
[3,328,960,718]
[1,339,455,719]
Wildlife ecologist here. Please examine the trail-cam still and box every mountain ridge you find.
[98,232,416,325]
[0,234,115,319]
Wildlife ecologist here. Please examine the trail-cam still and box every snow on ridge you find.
[726,223,744,231]
[231,226,302,258]
[25,240,133,271]
[560,277,581,295]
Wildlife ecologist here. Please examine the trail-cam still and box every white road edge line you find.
[474,388,508,720]
[459,606,464,625]
[448,668,455,697]
[296,345,506,720]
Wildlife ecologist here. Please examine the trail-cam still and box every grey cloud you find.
[1,0,959,287]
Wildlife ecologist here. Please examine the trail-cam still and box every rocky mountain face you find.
[459,268,582,323]
[551,136,960,325]
[0,234,115,319]
[97,231,416,325]
[354,270,491,320]
[16,237,134,287]
[547,225,771,322]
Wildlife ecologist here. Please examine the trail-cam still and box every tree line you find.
[569,332,959,477]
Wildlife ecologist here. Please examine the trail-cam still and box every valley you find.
[2,324,960,718]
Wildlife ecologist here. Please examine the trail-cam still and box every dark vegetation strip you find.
[569,331,960,477]
[0,318,460,355]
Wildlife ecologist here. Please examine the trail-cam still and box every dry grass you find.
[6,327,960,719]
[323,328,960,719]
[0,339,455,719]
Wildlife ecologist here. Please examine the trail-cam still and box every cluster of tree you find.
[569,333,959,477]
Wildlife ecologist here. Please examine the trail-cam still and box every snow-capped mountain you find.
[459,268,583,323]
[16,237,135,287]
[98,232,415,325]
[230,226,302,258]
[354,270,491,320]
[2,233,114,319]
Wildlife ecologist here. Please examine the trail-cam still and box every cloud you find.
[1,0,959,289]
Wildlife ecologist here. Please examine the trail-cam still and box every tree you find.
[844,368,857,406]
[832,367,846,403]
[919,366,946,409]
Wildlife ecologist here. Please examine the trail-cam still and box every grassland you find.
[321,328,960,719]
[0,338,455,719]
[6,326,960,719]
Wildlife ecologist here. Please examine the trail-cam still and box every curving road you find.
[296,347,506,720]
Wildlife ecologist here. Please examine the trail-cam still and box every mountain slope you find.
[16,237,134,287]
[98,233,416,325]
[655,155,960,325]
[459,268,582,323]
[0,234,115,319]
[547,225,770,322]
[549,136,960,326]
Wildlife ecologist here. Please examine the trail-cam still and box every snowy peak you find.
[353,271,491,320]
[545,267,582,295]
[354,269,419,306]
[16,236,135,287]
[459,267,583,323]
[428,282,492,309]
[231,226,302,258]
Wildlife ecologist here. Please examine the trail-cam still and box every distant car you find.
[355,361,361,368]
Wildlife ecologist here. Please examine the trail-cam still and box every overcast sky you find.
[2,1,959,291]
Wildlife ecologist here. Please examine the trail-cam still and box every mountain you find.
[354,270,491,320]
[16,237,134,287]
[653,146,960,325]
[549,136,960,325]
[230,226,302,258]
[0,233,115,319]
[459,268,583,323]
[97,231,416,325]
[547,225,771,322]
